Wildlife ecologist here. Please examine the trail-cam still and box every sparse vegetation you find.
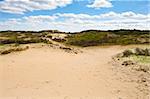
[122,48,150,57]
[0,29,149,47]
[0,31,48,44]
[116,48,150,73]
[127,55,150,64]
[0,46,29,55]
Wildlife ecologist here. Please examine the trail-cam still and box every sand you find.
[0,44,149,99]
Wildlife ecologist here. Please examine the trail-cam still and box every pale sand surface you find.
[0,45,149,99]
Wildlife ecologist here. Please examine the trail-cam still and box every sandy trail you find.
[0,45,146,99]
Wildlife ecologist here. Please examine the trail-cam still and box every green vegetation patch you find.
[122,55,150,64]
[0,30,149,47]
[119,48,150,66]
[66,32,109,46]
[0,32,52,45]
[65,30,150,47]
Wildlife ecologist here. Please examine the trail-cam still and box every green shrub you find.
[135,48,146,55]
[122,50,133,57]
[145,48,150,56]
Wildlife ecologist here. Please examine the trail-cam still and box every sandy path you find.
[0,45,145,99]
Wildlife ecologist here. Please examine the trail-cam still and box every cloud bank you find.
[0,0,73,14]
[0,11,149,32]
[0,0,113,14]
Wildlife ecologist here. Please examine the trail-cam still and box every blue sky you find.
[0,0,149,32]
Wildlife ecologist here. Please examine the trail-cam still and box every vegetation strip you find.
[0,30,149,47]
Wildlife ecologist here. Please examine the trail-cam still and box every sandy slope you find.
[0,45,148,99]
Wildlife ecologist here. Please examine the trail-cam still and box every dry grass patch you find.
[0,46,29,55]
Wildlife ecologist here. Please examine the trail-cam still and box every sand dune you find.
[0,45,149,99]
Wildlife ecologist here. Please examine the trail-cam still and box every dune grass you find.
[122,55,150,64]
[0,46,29,55]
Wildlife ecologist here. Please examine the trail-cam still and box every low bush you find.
[135,48,145,55]
[144,48,150,56]
[135,48,150,56]
[122,50,133,57]
[121,48,150,57]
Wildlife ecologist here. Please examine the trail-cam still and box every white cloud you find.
[87,0,113,9]
[0,11,149,32]
[23,15,58,22]
[0,0,72,14]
